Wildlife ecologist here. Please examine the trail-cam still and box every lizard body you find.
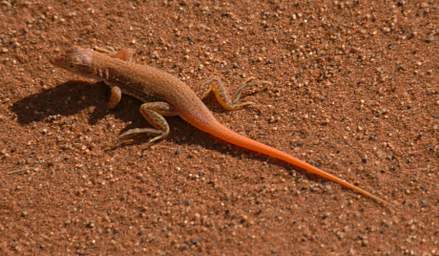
[52,46,388,205]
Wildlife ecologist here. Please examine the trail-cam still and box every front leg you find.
[117,102,176,147]
[96,48,135,109]
[94,46,135,62]
[107,86,122,109]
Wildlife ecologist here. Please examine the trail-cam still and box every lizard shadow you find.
[12,81,108,125]
[11,80,162,137]
[11,80,322,182]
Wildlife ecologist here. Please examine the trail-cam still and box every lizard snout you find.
[51,47,93,71]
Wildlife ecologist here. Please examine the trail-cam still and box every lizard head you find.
[52,46,94,76]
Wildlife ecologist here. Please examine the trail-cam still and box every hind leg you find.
[117,102,176,147]
[201,76,270,111]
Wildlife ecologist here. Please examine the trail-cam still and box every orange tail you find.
[192,119,387,205]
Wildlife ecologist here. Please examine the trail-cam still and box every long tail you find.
[192,119,388,205]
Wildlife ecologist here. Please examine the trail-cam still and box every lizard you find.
[51,46,389,206]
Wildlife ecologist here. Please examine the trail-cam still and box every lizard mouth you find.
[51,47,93,72]
[50,55,67,68]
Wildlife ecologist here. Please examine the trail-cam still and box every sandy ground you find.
[0,1,438,255]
